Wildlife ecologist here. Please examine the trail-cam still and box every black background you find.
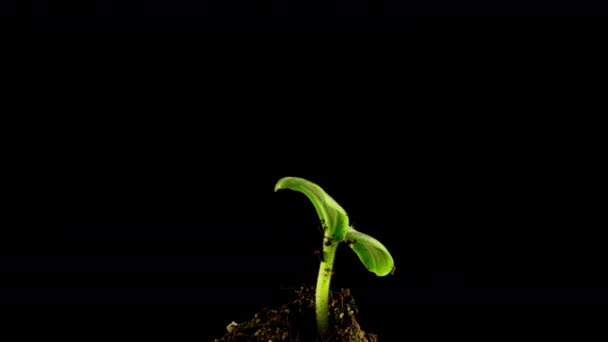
[22,0,608,31]
[1,49,606,340]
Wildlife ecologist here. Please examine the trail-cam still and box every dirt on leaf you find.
[213,285,378,342]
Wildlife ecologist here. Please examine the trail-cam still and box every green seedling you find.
[274,176,395,337]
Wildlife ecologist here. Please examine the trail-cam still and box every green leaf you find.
[274,177,349,241]
[345,227,394,276]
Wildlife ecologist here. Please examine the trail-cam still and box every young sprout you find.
[274,176,395,337]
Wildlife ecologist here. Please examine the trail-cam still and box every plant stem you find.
[316,234,338,336]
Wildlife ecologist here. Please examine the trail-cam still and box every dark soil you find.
[213,285,378,342]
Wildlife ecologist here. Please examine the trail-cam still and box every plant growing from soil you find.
[274,177,395,337]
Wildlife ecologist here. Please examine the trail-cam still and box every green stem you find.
[316,233,338,336]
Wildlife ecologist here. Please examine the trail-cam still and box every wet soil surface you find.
[213,285,378,342]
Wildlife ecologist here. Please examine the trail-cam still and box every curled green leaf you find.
[274,177,349,241]
[345,227,394,277]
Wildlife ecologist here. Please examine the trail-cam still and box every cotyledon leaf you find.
[344,227,394,276]
[274,177,349,241]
